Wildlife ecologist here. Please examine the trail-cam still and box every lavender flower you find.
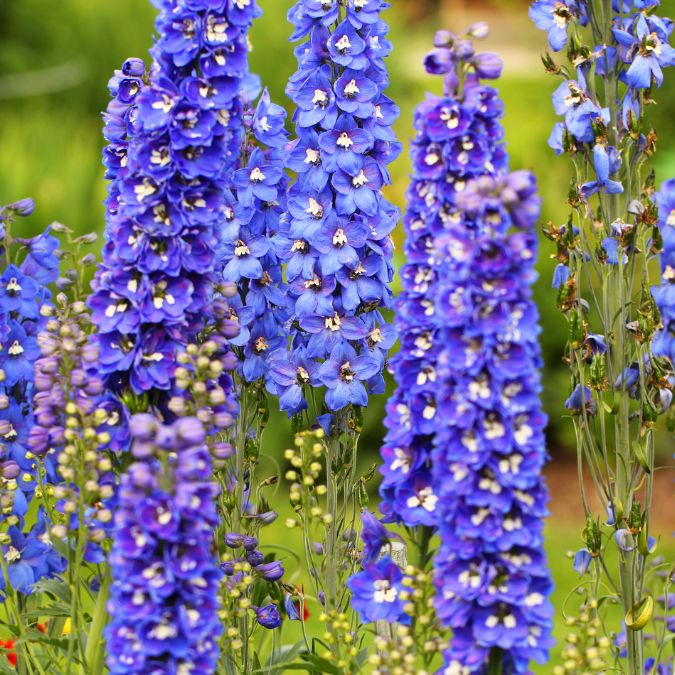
[106,416,222,674]
[29,300,129,563]
[91,0,260,397]
[275,0,401,414]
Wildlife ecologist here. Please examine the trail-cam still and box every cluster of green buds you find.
[316,608,359,667]
[398,563,446,667]
[218,554,254,653]
[368,624,435,675]
[553,600,612,674]
[170,338,238,464]
[285,429,332,531]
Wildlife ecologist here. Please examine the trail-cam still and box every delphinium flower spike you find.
[378,28,508,530]
[531,0,675,671]
[274,0,401,418]
[91,0,261,404]
[105,416,222,674]
[431,175,555,673]
[220,88,290,388]
[278,4,401,668]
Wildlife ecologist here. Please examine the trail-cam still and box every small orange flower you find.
[0,638,16,667]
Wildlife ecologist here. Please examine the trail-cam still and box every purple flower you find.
[255,603,282,629]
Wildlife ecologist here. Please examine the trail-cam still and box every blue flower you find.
[347,556,408,624]
[92,0,259,396]
[0,513,65,596]
[580,144,624,199]
[614,13,675,89]
[268,346,319,415]
[552,80,609,142]
[318,342,380,410]
[552,263,570,288]
[0,322,40,387]
[565,384,597,415]
[280,0,398,412]
[0,266,40,319]
[653,179,675,363]
[529,0,586,51]
[360,509,400,563]
[573,548,593,575]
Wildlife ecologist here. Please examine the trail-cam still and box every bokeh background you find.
[1,0,673,667]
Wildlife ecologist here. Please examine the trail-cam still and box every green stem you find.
[83,570,110,675]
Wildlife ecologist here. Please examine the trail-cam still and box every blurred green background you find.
[0,1,674,668]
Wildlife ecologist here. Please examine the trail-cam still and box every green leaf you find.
[22,606,73,622]
[31,577,71,605]
[300,654,342,674]
[0,659,15,675]
[631,441,651,474]
[264,640,306,666]
[14,627,71,651]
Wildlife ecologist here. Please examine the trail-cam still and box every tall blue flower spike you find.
[378,27,508,529]
[378,28,555,673]
[273,0,401,415]
[106,416,222,674]
[91,0,260,398]
[0,200,66,598]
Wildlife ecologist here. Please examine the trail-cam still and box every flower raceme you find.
[91,0,261,397]
[373,29,554,673]
[378,29,508,529]
[431,175,555,673]
[219,89,291,386]
[105,416,222,674]
[273,0,401,415]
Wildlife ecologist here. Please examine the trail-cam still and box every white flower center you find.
[312,89,328,106]
[335,35,351,52]
[235,240,250,257]
[332,228,348,246]
[344,79,360,96]
[352,170,368,188]
[305,148,320,164]
[134,179,156,202]
[373,579,397,603]
[306,197,323,217]
[250,167,265,183]
[4,546,20,563]
[391,448,411,474]
[8,340,24,357]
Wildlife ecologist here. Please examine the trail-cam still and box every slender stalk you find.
[83,570,110,675]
